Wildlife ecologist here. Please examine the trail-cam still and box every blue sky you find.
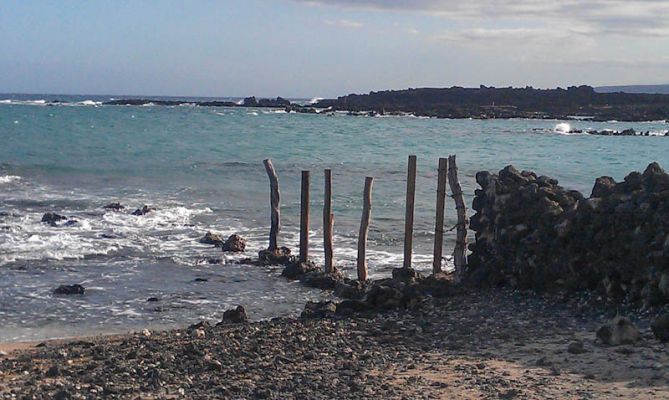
[1,0,668,98]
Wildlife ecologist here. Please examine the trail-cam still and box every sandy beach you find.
[1,288,667,399]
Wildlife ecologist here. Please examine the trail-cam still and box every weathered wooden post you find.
[323,169,334,273]
[448,155,467,281]
[357,177,374,281]
[433,158,448,273]
[299,170,310,263]
[403,155,417,269]
[263,159,280,251]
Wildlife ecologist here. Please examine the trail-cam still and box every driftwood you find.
[323,169,334,273]
[403,155,417,269]
[357,177,374,281]
[448,155,467,281]
[433,158,448,273]
[299,170,310,263]
[263,159,280,251]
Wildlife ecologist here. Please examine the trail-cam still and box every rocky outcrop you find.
[651,314,669,342]
[467,162,669,307]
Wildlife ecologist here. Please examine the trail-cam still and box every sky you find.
[1,0,668,98]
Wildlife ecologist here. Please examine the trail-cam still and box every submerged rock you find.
[132,205,155,216]
[41,213,68,226]
[219,306,248,324]
[221,234,246,252]
[53,284,85,295]
[596,316,639,346]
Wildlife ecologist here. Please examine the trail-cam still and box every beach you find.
[1,288,668,399]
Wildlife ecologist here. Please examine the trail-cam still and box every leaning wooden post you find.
[299,170,310,263]
[433,158,448,273]
[403,155,417,269]
[357,177,374,281]
[323,169,334,273]
[263,159,280,251]
[448,155,467,281]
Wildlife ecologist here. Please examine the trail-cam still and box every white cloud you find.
[324,19,364,28]
[296,0,669,38]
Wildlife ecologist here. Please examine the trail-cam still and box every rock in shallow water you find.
[258,247,292,266]
[41,212,68,226]
[132,205,155,216]
[199,231,225,246]
[53,284,85,295]
[102,202,125,211]
[221,233,246,252]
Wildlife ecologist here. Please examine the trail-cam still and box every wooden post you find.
[433,158,448,273]
[357,177,374,281]
[323,169,334,273]
[448,155,468,281]
[403,155,417,269]
[299,170,310,263]
[263,159,280,251]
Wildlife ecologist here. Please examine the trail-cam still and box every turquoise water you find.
[1,96,668,341]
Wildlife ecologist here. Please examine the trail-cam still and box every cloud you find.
[296,0,669,38]
[324,19,363,28]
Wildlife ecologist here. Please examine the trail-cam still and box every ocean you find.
[1,94,668,342]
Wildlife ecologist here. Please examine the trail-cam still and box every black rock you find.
[103,203,125,211]
[53,284,85,295]
[41,213,67,226]
[132,205,155,216]
[146,297,160,302]
[221,234,246,252]
[45,364,61,377]
[301,301,337,319]
[258,247,293,266]
[300,270,344,290]
[199,231,225,246]
[281,260,320,279]
[651,314,669,342]
[220,305,248,324]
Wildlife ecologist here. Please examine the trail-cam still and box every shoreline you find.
[1,288,667,398]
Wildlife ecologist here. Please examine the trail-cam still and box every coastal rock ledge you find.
[467,162,669,308]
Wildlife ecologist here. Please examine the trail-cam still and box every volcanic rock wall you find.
[467,163,669,307]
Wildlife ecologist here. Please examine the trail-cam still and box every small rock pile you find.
[467,162,669,308]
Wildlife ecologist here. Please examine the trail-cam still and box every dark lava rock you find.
[219,306,248,324]
[221,234,246,252]
[199,231,225,246]
[300,269,344,290]
[567,341,588,354]
[392,267,423,282]
[45,365,61,377]
[334,279,368,299]
[651,314,669,342]
[102,203,125,211]
[41,213,67,226]
[147,297,160,302]
[193,278,208,282]
[335,300,371,316]
[53,284,85,295]
[281,260,320,279]
[258,247,292,266]
[301,301,337,319]
[596,317,639,346]
[132,205,155,216]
